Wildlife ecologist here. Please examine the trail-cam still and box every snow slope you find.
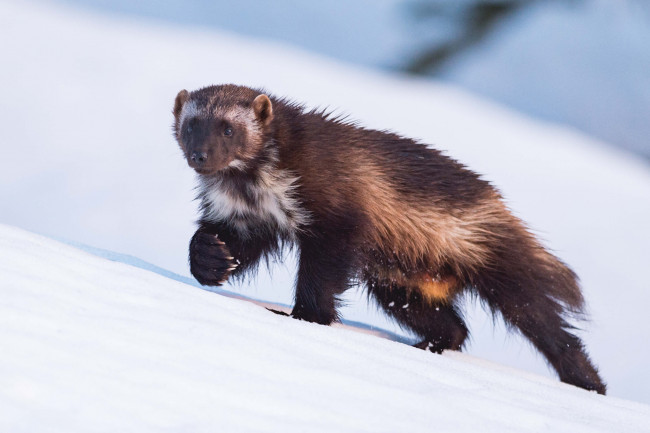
[0,0,649,404]
[2,224,650,432]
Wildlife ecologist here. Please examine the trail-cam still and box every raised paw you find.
[189,231,237,286]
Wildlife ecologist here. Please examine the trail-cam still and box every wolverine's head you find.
[172,84,274,175]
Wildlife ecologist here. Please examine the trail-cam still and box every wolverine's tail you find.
[469,214,605,394]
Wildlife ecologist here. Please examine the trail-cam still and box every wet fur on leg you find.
[367,277,469,353]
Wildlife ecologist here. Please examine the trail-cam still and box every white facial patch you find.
[178,100,203,132]
[226,106,262,142]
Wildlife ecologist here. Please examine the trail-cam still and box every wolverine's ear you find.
[252,94,273,126]
[173,89,190,121]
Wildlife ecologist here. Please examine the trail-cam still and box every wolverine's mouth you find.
[193,167,216,176]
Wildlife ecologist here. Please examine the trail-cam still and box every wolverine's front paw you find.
[189,231,237,286]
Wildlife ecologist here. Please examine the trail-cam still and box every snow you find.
[40,0,650,159]
[441,0,650,159]
[0,0,649,413]
[2,224,650,432]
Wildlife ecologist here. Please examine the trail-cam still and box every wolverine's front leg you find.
[291,233,356,325]
[190,221,273,286]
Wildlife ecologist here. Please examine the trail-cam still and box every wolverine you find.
[172,84,605,394]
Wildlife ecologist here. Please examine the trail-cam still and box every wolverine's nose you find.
[190,151,208,166]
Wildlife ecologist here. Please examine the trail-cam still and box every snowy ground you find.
[1,0,649,409]
[3,224,650,432]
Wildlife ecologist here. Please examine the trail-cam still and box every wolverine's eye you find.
[187,125,192,133]
[224,127,233,137]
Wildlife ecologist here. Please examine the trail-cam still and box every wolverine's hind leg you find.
[367,277,468,353]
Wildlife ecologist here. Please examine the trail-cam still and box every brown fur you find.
[173,84,606,394]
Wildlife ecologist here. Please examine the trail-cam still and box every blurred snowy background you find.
[1,0,649,406]
[45,0,650,160]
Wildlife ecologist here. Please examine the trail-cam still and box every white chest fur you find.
[199,168,309,238]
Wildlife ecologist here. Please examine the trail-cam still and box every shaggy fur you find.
[173,84,606,394]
